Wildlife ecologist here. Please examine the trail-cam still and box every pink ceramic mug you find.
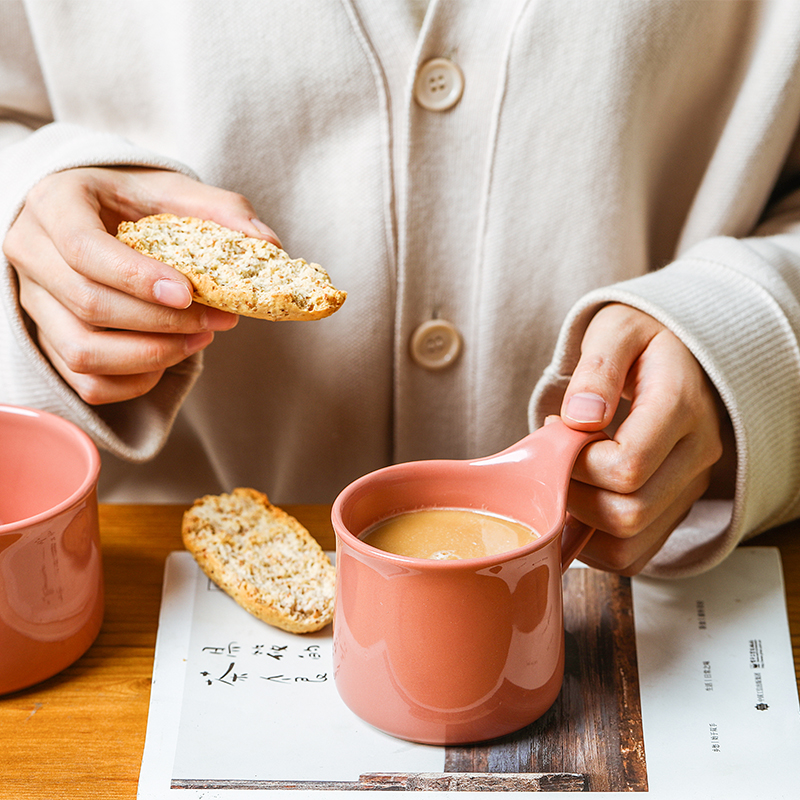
[331,419,605,745]
[0,405,103,695]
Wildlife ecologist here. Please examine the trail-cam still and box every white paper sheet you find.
[170,553,442,784]
[137,548,800,798]
[632,547,800,795]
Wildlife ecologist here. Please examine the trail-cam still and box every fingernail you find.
[185,331,214,355]
[249,218,282,247]
[154,279,192,309]
[565,392,606,424]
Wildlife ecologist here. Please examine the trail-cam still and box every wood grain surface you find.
[0,505,797,798]
[445,571,646,792]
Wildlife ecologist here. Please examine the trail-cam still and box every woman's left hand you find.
[558,303,730,575]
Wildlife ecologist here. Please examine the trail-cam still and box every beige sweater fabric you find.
[2,1,800,577]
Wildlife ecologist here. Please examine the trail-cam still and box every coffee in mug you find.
[360,508,539,560]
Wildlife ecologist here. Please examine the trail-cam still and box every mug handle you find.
[560,513,596,574]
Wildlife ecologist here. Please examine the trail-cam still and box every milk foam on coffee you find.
[360,508,539,560]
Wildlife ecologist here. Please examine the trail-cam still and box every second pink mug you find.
[0,405,103,695]
[331,419,605,745]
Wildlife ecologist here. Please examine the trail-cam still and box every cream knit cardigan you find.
[2,0,800,577]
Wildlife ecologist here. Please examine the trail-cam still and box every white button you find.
[413,58,464,112]
[409,320,462,370]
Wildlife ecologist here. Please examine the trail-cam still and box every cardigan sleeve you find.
[0,5,204,461]
[529,222,800,578]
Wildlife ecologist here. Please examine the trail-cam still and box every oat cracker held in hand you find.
[117,214,346,320]
[182,488,335,633]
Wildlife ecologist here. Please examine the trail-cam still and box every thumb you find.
[562,390,612,431]
[560,305,657,431]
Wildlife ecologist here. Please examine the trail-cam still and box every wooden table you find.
[1,504,798,799]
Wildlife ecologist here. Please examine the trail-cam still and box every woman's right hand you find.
[3,167,280,405]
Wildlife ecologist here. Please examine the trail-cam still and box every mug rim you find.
[0,404,101,533]
[331,463,563,570]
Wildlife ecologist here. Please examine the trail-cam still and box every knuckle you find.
[587,533,642,574]
[704,434,725,468]
[606,495,650,539]
[225,190,255,215]
[2,225,24,264]
[107,250,152,294]
[604,452,648,495]
[156,307,203,335]
[78,375,158,406]
[58,338,96,375]
[74,378,110,407]
[62,230,144,292]
[616,561,645,578]
[138,340,172,371]
[575,352,624,386]
[130,334,181,372]
[24,177,53,207]
[600,549,638,575]
[59,228,95,273]
[68,282,105,323]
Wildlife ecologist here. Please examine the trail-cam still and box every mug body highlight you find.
[331,420,602,745]
[0,405,103,695]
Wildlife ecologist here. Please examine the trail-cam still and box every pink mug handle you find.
[560,513,596,573]
[528,419,606,574]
